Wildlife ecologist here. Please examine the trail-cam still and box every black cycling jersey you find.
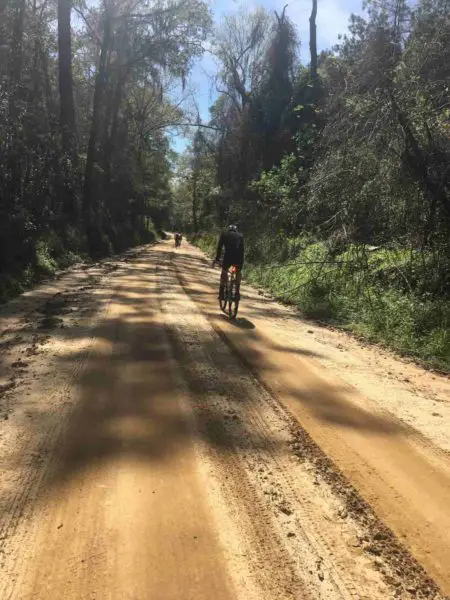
[215,230,244,269]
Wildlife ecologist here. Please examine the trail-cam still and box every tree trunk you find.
[103,69,128,197]
[39,41,57,134]
[57,0,76,151]
[309,0,318,81]
[192,174,198,232]
[7,0,26,214]
[83,10,112,236]
[0,0,8,81]
[9,0,25,116]
[390,92,450,230]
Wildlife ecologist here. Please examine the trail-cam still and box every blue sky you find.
[171,0,363,153]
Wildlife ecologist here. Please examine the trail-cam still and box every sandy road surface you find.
[0,238,449,600]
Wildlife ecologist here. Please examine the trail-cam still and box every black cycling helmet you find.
[228,224,237,232]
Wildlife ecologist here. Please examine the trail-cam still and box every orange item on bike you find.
[229,265,238,273]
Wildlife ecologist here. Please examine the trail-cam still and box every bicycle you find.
[214,262,240,319]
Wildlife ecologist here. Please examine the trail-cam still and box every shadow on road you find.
[172,246,408,437]
[1,240,408,526]
[220,314,256,330]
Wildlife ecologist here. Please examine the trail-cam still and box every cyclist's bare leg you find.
[235,270,242,301]
[219,266,228,300]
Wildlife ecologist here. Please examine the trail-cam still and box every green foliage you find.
[190,232,450,371]
[0,216,160,304]
[35,239,59,275]
[249,154,302,232]
[0,229,79,303]
[0,0,210,298]
[245,244,450,371]
[188,232,217,256]
[0,275,26,304]
[177,0,450,369]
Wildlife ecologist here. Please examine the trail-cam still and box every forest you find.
[0,0,211,297]
[173,0,450,370]
[0,0,449,368]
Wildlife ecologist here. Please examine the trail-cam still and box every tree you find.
[81,0,211,248]
[198,6,299,231]
[58,0,76,151]
[248,7,298,170]
[310,0,318,80]
[0,0,211,280]
[213,7,272,113]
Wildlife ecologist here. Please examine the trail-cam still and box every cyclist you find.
[212,224,244,301]
[174,232,182,248]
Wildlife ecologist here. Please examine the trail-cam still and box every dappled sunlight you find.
[34,242,296,490]
[2,239,450,600]
[170,243,408,437]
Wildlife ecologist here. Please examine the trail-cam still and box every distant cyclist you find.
[174,232,182,248]
[212,225,244,301]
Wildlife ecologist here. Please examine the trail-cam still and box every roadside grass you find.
[190,232,450,372]
[0,220,160,305]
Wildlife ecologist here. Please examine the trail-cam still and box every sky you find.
[170,0,363,153]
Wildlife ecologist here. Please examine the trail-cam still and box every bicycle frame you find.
[218,263,239,319]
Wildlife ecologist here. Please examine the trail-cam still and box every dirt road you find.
[1,238,449,600]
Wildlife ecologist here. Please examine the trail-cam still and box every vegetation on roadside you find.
[0,223,162,304]
[175,0,450,371]
[191,227,450,372]
[0,0,211,302]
